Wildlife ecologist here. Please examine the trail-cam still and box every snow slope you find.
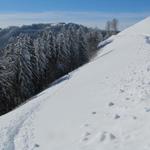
[1,17,150,150]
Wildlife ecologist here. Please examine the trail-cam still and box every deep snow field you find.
[0,17,150,150]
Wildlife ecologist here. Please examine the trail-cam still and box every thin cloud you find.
[0,11,149,30]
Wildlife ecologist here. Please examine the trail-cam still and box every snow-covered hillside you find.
[1,17,150,150]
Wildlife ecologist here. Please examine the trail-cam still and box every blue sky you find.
[0,0,149,30]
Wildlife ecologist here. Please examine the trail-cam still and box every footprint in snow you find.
[145,108,150,112]
[92,111,97,115]
[125,97,130,100]
[84,123,89,127]
[100,132,117,142]
[110,133,116,140]
[133,116,137,120]
[83,137,89,141]
[34,144,40,148]
[120,89,125,93]
[108,102,115,107]
[114,114,120,119]
[85,132,91,136]
[82,132,91,142]
[100,132,106,142]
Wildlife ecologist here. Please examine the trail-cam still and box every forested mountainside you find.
[0,18,149,150]
[0,23,111,115]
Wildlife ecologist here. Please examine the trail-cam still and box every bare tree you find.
[105,21,112,37]
[105,21,111,33]
[111,18,119,34]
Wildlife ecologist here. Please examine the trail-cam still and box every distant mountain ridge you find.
[0,23,108,49]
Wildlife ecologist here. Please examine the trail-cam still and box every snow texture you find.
[0,17,150,150]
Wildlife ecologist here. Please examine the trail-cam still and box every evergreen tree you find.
[0,23,107,115]
[77,27,89,65]
[14,34,33,101]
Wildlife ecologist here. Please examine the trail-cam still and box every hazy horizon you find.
[0,0,149,30]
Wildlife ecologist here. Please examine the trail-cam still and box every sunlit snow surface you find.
[1,17,150,150]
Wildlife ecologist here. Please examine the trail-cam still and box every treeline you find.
[0,23,110,115]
